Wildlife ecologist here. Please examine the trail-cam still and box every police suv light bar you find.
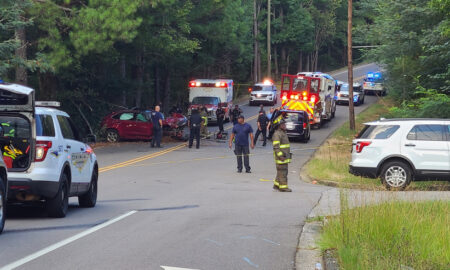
[36,101,61,107]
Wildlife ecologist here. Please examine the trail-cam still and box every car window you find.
[36,114,55,137]
[252,86,272,91]
[119,113,134,121]
[136,113,147,122]
[310,79,319,93]
[447,125,450,141]
[57,115,77,140]
[407,125,444,141]
[192,97,219,105]
[0,116,30,139]
[357,125,400,139]
[293,78,308,91]
[282,76,291,91]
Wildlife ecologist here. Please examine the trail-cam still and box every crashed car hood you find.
[0,83,35,113]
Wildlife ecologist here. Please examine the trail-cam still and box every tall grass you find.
[320,199,450,269]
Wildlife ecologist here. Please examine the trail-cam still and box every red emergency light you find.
[215,82,228,87]
[189,81,201,87]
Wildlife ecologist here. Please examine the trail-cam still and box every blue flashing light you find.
[0,78,3,83]
[353,95,358,102]
[367,72,374,78]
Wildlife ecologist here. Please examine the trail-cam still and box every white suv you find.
[0,82,98,217]
[349,119,450,189]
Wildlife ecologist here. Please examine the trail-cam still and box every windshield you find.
[285,112,303,122]
[293,78,308,92]
[341,84,363,92]
[192,97,220,105]
[252,85,272,91]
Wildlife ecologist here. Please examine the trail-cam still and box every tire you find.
[46,174,69,218]
[78,169,98,208]
[361,97,365,104]
[301,126,311,143]
[106,129,120,143]
[249,101,254,106]
[331,103,336,118]
[380,161,412,190]
[0,177,6,234]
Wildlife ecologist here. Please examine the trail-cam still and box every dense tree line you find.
[1,0,360,135]
[356,0,450,118]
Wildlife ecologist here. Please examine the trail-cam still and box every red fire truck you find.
[280,72,336,128]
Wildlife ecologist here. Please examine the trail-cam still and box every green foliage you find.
[356,0,450,112]
[320,200,450,269]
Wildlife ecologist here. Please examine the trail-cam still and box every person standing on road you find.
[253,110,269,146]
[216,106,225,133]
[200,106,208,137]
[188,109,202,149]
[151,105,163,148]
[231,104,243,125]
[229,115,254,173]
[272,118,292,192]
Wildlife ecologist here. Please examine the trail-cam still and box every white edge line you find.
[1,210,138,270]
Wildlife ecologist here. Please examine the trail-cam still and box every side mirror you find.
[0,126,3,137]
[84,134,96,144]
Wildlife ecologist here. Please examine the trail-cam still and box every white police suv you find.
[0,82,98,217]
[350,119,450,189]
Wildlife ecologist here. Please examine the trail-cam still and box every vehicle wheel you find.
[301,126,311,143]
[0,177,5,234]
[331,103,336,118]
[361,97,365,104]
[78,169,98,208]
[380,161,412,190]
[249,101,254,106]
[106,129,120,143]
[46,174,69,218]
[382,90,387,96]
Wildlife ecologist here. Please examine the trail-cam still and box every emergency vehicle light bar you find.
[189,81,228,88]
[36,101,61,107]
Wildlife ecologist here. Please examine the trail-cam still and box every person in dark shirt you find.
[188,109,203,149]
[254,110,269,146]
[216,106,225,133]
[231,105,243,125]
[229,115,254,173]
[150,105,163,148]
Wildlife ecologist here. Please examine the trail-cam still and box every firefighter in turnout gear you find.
[272,117,292,192]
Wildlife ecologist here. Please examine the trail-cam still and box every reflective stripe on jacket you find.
[272,129,291,164]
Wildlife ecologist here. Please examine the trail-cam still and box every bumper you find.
[250,97,275,103]
[349,165,377,178]
[7,178,60,200]
[286,130,306,138]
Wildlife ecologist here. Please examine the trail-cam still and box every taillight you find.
[355,141,371,153]
[215,82,227,87]
[35,140,52,162]
[303,122,307,129]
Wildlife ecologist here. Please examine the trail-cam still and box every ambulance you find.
[188,79,233,123]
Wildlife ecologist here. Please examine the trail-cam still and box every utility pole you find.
[267,0,271,78]
[253,0,259,83]
[348,0,355,130]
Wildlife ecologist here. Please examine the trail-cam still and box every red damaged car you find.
[101,110,188,142]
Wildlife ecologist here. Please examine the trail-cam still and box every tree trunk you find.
[314,48,319,71]
[253,0,258,83]
[119,56,127,106]
[163,71,170,114]
[256,2,262,81]
[286,51,290,74]
[305,53,310,71]
[274,45,279,80]
[135,51,144,108]
[297,51,303,72]
[154,66,161,106]
[15,27,27,85]
[281,46,286,73]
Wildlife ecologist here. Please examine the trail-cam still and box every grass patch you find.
[305,97,449,190]
[320,200,450,269]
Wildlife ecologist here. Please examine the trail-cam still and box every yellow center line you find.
[99,143,186,173]
[99,112,260,173]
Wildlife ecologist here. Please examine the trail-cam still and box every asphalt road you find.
[0,63,381,270]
